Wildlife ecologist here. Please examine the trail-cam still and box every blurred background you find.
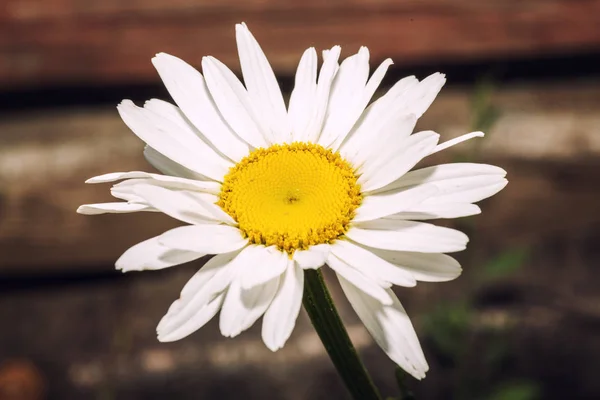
[1,1,599,399]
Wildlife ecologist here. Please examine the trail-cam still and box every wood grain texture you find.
[1,0,600,88]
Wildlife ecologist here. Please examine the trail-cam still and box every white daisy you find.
[78,23,507,379]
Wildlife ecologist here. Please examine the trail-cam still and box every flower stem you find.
[303,269,382,400]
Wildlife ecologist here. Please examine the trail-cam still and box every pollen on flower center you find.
[218,142,362,254]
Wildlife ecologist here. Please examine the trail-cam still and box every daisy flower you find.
[78,23,507,379]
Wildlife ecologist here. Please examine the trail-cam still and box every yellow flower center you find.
[218,143,362,254]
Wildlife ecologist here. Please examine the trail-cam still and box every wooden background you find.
[1,0,600,88]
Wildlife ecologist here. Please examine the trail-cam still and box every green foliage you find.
[482,248,529,281]
[471,76,501,133]
[487,381,541,400]
[421,301,472,358]
[413,245,535,399]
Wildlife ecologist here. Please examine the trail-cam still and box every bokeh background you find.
[1,1,600,399]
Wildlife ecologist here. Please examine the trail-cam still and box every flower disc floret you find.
[218,143,362,253]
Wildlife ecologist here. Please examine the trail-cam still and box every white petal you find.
[341,72,445,158]
[85,171,221,194]
[77,202,153,215]
[235,23,289,144]
[354,184,438,222]
[239,246,288,289]
[219,275,279,338]
[338,76,419,158]
[158,292,224,342]
[157,251,241,336]
[158,225,248,253]
[403,72,446,119]
[318,47,370,148]
[117,100,228,181]
[143,98,234,173]
[201,56,269,148]
[152,53,250,161]
[431,131,484,154]
[115,236,204,272]
[347,220,468,253]
[292,244,330,269]
[331,240,416,287]
[288,47,318,143]
[338,276,428,379]
[133,184,235,225]
[376,163,508,204]
[327,254,393,305]
[342,113,417,170]
[427,177,508,205]
[262,259,304,351]
[304,46,341,143]
[358,130,440,192]
[144,146,208,181]
[389,203,482,220]
[330,57,394,151]
[364,247,462,282]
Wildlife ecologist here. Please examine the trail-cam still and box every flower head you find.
[78,23,507,379]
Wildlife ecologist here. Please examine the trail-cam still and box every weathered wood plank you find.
[1,81,599,272]
[1,0,600,88]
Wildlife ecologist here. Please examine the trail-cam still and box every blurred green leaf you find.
[471,76,501,133]
[487,381,541,400]
[422,302,472,357]
[482,248,529,280]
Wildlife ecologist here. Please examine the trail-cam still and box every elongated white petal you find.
[347,220,468,253]
[143,98,234,173]
[219,275,279,338]
[152,53,250,161]
[293,244,330,269]
[342,113,417,170]
[289,47,318,142]
[404,72,446,119]
[431,131,484,154]
[157,251,241,335]
[327,254,393,304]
[77,202,153,215]
[144,146,209,181]
[338,276,428,379]
[354,185,438,222]
[115,236,204,272]
[318,47,370,148]
[330,57,394,150]
[158,225,248,253]
[118,100,227,179]
[428,178,508,205]
[239,246,288,289]
[304,46,341,143]
[158,293,224,342]
[364,247,462,282]
[373,164,508,208]
[236,23,289,144]
[86,171,221,194]
[331,240,416,287]
[341,72,445,158]
[375,162,507,198]
[262,259,304,351]
[359,131,440,192]
[202,56,269,148]
[133,184,235,225]
[339,76,419,157]
[390,203,482,220]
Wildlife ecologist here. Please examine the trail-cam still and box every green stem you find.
[395,366,416,400]
[303,269,382,400]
